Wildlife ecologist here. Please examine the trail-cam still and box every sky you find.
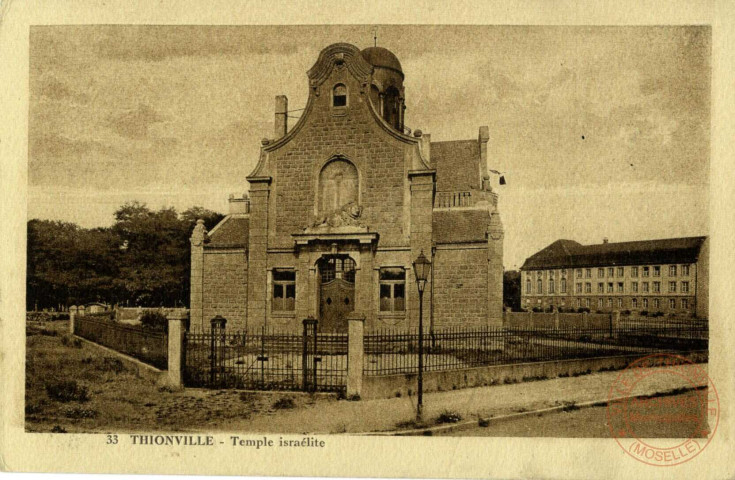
[28,25,710,269]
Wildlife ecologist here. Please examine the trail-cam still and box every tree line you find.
[27,202,224,310]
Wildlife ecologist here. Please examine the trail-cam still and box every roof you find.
[205,216,249,249]
[521,236,708,270]
[361,46,403,73]
[431,140,481,192]
[433,209,490,244]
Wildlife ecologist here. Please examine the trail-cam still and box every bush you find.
[622,310,631,315]
[532,307,542,312]
[140,311,168,333]
[60,335,82,348]
[640,310,648,316]
[97,357,126,373]
[436,410,463,424]
[577,307,590,313]
[272,397,295,410]
[45,380,89,402]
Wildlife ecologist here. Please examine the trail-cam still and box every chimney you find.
[274,95,288,138]
[228,193,250,215]
[603,237,609,244]
[479,126,490,185]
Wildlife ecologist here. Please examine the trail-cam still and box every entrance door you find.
[318,255,356,333]
[320,278,354,333]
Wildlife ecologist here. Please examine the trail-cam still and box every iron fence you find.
[184,326,348,392]
[74,315,168,369]
[363,323,708,376]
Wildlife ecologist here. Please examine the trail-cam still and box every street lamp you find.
[413,250,431,420]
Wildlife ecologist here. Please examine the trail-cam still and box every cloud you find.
[94,26,299,61]
[37,76,88,104]
[106,104,167,140]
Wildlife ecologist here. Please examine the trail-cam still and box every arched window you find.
[318,159,358,215]
[333,84,347,107]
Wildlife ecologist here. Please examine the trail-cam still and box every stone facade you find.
[191,43,504,332]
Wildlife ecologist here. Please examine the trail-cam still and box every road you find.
[437,390,709,438]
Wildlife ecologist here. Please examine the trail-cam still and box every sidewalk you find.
[222,363,709,434]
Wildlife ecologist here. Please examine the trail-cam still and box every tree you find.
[26,202,225,310]
[503,270,521,311]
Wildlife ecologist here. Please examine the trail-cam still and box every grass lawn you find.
[25,320,333,433]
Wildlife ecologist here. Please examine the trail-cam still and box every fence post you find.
[69,312,76,335]
[167,313,187,388]
[210,315,227,387]
[346,315,365,398]
[528,311,534,329]
[583,311,589,329]
[554,310,560,329]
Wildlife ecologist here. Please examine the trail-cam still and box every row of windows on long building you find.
[528,264,690,280]
[525,278,692,295]
[526,296,691,310]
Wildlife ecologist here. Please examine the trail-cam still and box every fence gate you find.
[184,317,347,393]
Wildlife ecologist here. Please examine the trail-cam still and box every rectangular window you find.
[272,269,296,311]
[643,266,650,277]
[537,279,543,294]
[379,267,406,312]
[598,268,605,278]
[632,298,638,308]
[653,298,660,309]
[560,278,567,293]
[643,298,649,308]
[642,282,649,293]
[653,266,661,276]
[576,269,583,278]
[608,267,615,277]
[575,283,582,294]
[617,298,622,308]
[598,283,604,293]
[653,281,661,293]
[607,298,613,308]
[631,267,638,277]
[549,278,555,294]
[607,282,613,293]
[617,282,624,293]
[585,268,592,278]
[669,281,676,293]
[585,282,591,293]
[598,298,603,308]
[681,281,689,293]
[681,265,690,276]
[632,282,638,293]
[526,279,532,294]
[576,299,581,308]
[669,298,676,309]
[585,298,591,308]
[669,265,677,276]
[682,299,688,309]
[617,267,624,277]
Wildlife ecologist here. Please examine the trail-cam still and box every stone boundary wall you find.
[360,351,708,400]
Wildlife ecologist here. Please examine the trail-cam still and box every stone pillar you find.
[347,315,365,398]
[166,314,187,389]
[554,310,560,329]
[487,209,504,327]
[69,312,76,335]
[408,170,434,329]
[356,244,374,327]
[246,177,271,330]
[190,219,207,331]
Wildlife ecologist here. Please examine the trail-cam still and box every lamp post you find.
[413,250,431,421]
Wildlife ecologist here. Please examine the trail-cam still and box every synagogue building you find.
[189,43,504,332]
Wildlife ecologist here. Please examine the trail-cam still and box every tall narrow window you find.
[526,279,532,294]
[598,268,605,278]
[272,270,296,311]
[549,278,555,294]
[560,278,567,293]
[631,267,638,277]
[379,268,405,312]
[333,83,347,107]
[632,298,638,308]
[538,279,543,294]
[669,265,677,276]
[682,265,690,276]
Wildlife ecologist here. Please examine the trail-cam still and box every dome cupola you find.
[361,46,406,132]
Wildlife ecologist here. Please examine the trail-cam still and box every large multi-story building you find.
[520,236,708,318]
[189,43,504,332]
